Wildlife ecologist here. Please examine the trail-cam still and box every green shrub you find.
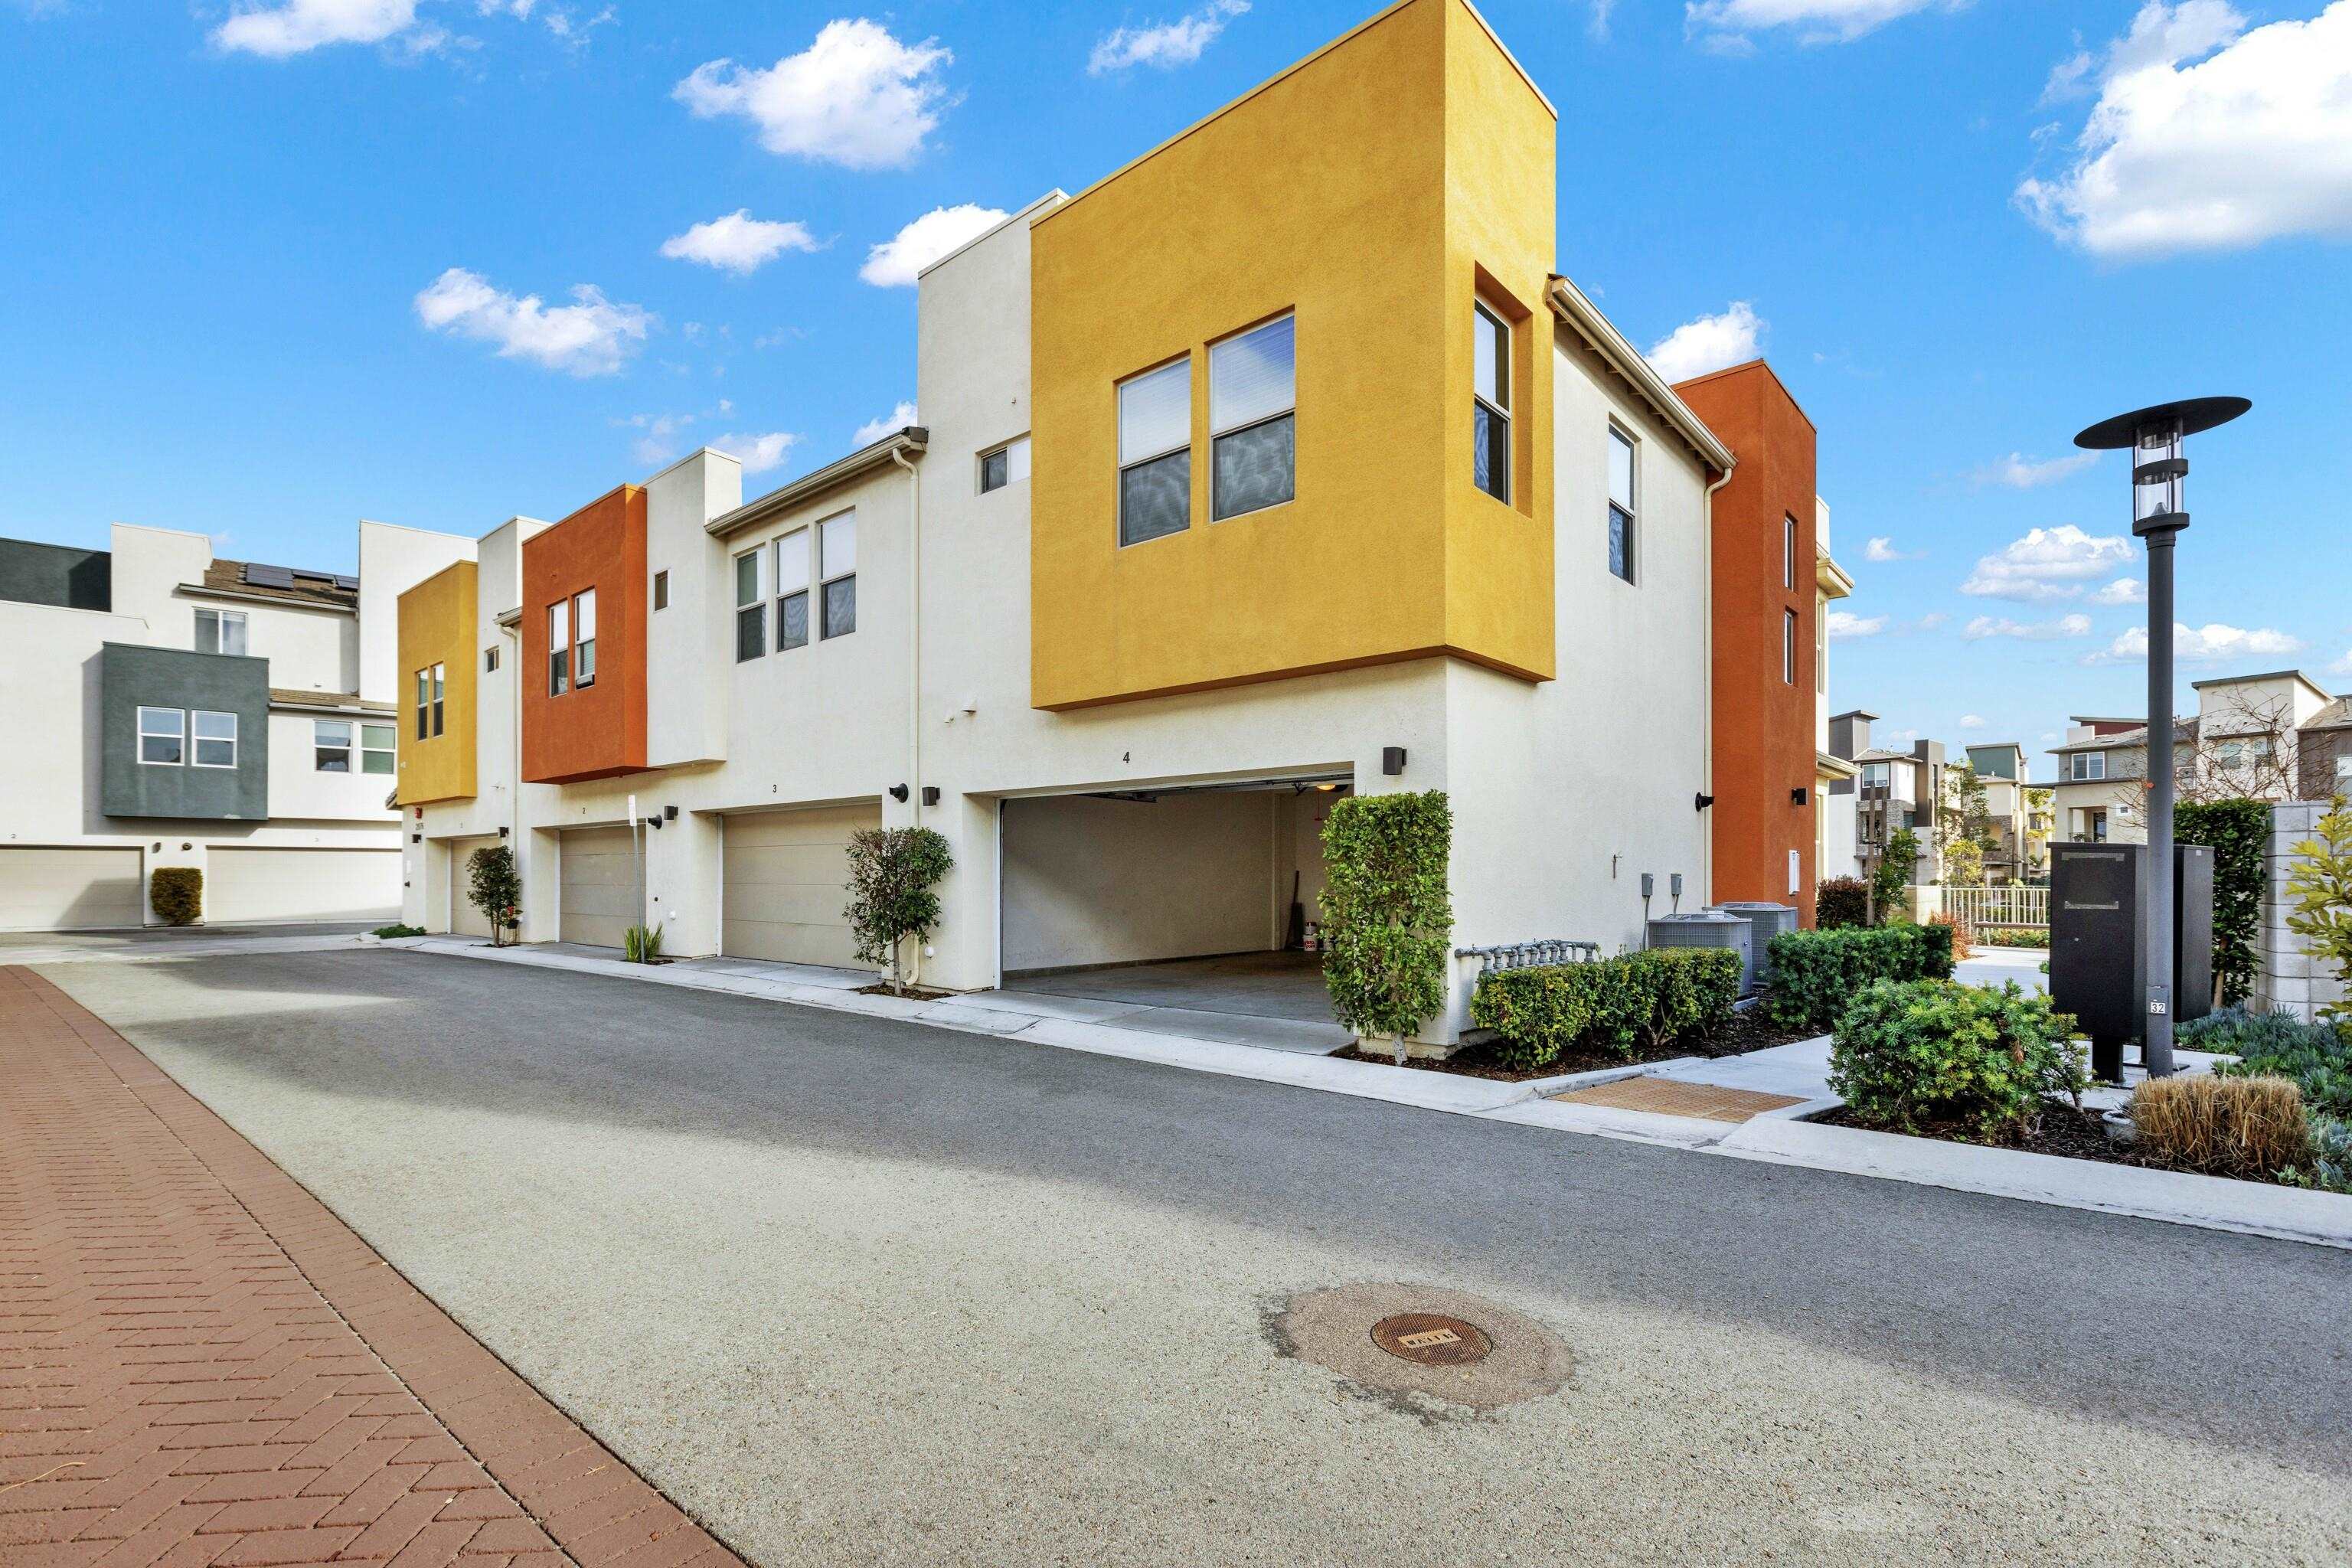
[2176,798,2269,1006]
[1828,978,2086,1142]
[149,867,202,926]
[372,923,425,939]
[1321,792,1452,1063]
[2281,1115,2352,1194]
[1470,949,1740,1071]
[466,845,521,946]
[844,826,955,995]
[1974,926,2049,949]
[1815,877,1870,929]
[1764,923,1956,1032]
[623,923,664,963]
[2187,1007,2352,1117]
[1870,826,1919,926]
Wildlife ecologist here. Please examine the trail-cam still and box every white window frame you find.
[979,435,1031,495]
[1208,314,1297,522]
[1783,609,1798,685]
[485,645,499,673]
[733,547,766,662]
[1473,303,1511,504]
[2072,752,2107,782]
[548,599,570,694]
[361,721,396,776]
[194,607,248,657]
[137,705,184,766]
[1783,516,1797,590]
[431,662,446,735]
[573,590,596,689]
[1117,359,1192,547]
[191,710,237,769]
[1606,424,1638,585]
[314,718,353,773]
[774,528,812,652]
[819,510,856,639]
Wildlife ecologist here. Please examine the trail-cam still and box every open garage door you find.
[0,847,145,931]
[443,834,501,936]
[559,825,638,950]
[722,802,880,967]
[207,847,401,925]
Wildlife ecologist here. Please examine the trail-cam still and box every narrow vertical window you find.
[734,550,765,662]
[1607,426,1637,583]
[431,662,446,734]
[1474,304,1510,502]
[1116,359,1191,546]
[653,570,669,612]
[1210,315,1295,520]
[485,645,499,673]
[1815,604,1826,694]
[573,590,596,688]
[414,668,430,740]
[776,529,811,651]
[548,599,570,694]
[1784,609,1798,684]
[192,710,237,769]
[138,706,185,765]
[820,512,857,639]
[1784,516,1797,589]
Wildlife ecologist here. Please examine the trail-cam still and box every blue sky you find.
[4,0,2347,776]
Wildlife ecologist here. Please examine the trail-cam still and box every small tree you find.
[2285,796,2352,1024]
[844,826,954,995]
[466,845,521,946]
[1320,792,1453,1064]
[1870,826,1919,924]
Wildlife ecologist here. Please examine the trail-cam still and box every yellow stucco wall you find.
[1029,0,1557,710]
[394,559,477,805]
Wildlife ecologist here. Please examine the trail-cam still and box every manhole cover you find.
[1370,1312,1491,1366]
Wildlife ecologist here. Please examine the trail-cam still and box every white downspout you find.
[891,442,923,989]
[502,622,522,939]
[1701,465,1733,908]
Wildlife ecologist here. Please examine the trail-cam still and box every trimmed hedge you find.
[1470,948,1740,1071]
[2177,798,2269,1006]
[1764,923,1955,1032]
[1321,792,1452,1060]
[1829,978,2086,1142]
[1815,877,1871,929]
[149,867,202,926]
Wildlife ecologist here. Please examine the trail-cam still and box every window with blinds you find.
[1209,315,1295,521]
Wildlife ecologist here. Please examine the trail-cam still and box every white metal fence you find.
[1939,884,2049,929]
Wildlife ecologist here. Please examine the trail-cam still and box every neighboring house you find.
[2302,696,2352,799]
[1827,710,1944,884]
[1962,741,2046,879]
[397,0,1810,1047]
[0,521,473,929]
[1811,499,1859,884]
[1671,361,1835,921]
[2049,714,2149,844]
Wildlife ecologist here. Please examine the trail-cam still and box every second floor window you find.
[1474,304,1509,503]
[980,436,1031,494]
[1784,516,1798,589]
[138,706,183,765]
[776,528,811,651]
[821,512,857,639]
[192,710,237,769]
[194,608,247,656]
[573,590,596,688]
[734,549,765,662]
[548,599,570,694]
[2071,752,2107,782]
[315,719,351,772]
[1210,315,1295,520]
[1118,358,1191,547]
[1783,610,1798,684]
[1607,427,1637,583]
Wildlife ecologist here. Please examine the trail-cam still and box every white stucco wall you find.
[645,451,740,770]
[357,520,477,703]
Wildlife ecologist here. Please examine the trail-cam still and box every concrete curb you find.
[11,934,372,966]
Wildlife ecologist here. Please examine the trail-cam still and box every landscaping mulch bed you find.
[1811,1099,2141,1171]
[1343,1002,1823,1083]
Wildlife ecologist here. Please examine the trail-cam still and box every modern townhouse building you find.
[1828,710,1945,884]
[1961,741,2047,879]
[396,0,1843,1046]
[0,521,473,929]
[1811,501,1860,884]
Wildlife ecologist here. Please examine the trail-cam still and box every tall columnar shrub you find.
[844,826,955,995]
[1321,792,1452,1064]
[466,845,521,947]
[1870,826,1919,925]
[2285,795,2352,1025]
[1469,949,1740,1071]
[1828,978,2086,1142]
[149,867,203,926]
[1764,923,1955,1032]
[2176,797,2269,1007]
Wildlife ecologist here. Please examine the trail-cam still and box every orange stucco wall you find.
[521,485,645,785]
[1674,361,1819,924]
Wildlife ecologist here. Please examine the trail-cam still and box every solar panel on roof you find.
[332,574,358,591]
[242,563,295,589]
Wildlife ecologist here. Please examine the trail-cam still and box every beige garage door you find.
[0,847,145,931]
[559,825,639,950]
[722,802,880,967]
[445,835,502,937]
[207,847,402,926]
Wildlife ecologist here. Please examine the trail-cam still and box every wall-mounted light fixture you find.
[888,783,910,802]
[664,804,678,821]
[921,786,941,807]
[1791,787,1809,806]
[1694,793,1715,812]
[1382,746,1407,776]
[498,825,508,838]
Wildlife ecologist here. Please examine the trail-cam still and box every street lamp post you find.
[2073,397,2249,1078]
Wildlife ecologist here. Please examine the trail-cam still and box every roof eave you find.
[1545,277,1734,473]
[707,429,929,541]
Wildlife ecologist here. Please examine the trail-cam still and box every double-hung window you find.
[2071,752,2107,782]
[315,719,352,773]
[138,706,184,766]
[1210,315,1295,520]
[1607,426,1637,583]
[820,512,857,639]
[431,662,446,732]
[573,590,596,688]
[776,529,811,651]
[734,550,766,661]
[980,436,1031,494]
[1474,305,1510,502]
[548,599,570,694]
[414,669,431,740]
[361,723,394,775]
[192,710,237,769]
[194,608,247,656]
[1117,359,1191,547]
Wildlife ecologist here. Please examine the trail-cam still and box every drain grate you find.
[1370,1312,1492,1366]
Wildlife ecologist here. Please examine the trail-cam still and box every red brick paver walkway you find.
[0,967,746,1568]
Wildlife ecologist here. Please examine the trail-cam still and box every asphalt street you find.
[38,949,2352,1566]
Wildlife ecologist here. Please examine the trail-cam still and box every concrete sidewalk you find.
[0,965,743,1565]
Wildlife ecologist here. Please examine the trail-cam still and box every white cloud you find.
[2017,2,2352,259]
[413,267,652,376]
[1645,301,1765,384]
[625,410,692,466]
[2090,577,2147,606]
[1684,0,1961,48]
[710,431,799,475]
[1826,610,1887,639]
[1958,714,1988,730]
[1972,450,2098,489]
[1916,611,1949,631]
[1590,1,1619,38]
[1960,524,2134,602]
[1864,536,1923,562]
[859,205,1008,287]
[675,20,953,171]
[853,402,920,446]
[211,0,420,56]
[2086,621,2305,665]
[1964,612,2094,641]
[660,211,823,276]
[2330,648,2352,676]
[1090,0,1249,74]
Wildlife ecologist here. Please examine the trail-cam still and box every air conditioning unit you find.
[1714,902,1798,983]
[1647,910,1756,996]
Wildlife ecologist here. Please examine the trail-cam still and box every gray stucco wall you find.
[99,643,270,820]
[0,537,111,611]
